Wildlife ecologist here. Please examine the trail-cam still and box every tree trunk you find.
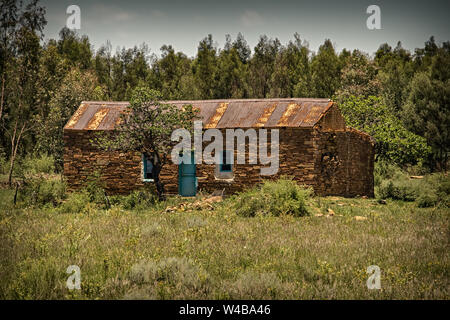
[0,74,4,122]
[8,121,26,188]
[154,173,165,201]
[150,152,166,201]
[7,154,16,187]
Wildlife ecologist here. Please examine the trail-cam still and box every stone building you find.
[64,98,375,197]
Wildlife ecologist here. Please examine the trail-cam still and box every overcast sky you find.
[41,0,450,57]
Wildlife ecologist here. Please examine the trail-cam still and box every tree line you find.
[0,0,449,183]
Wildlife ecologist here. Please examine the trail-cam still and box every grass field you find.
[0,172,448,300]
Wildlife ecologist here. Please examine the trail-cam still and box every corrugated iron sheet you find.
[64,98,333,131]
[254,103,277,127]
[205,102,228,129]
[65,103,88,129]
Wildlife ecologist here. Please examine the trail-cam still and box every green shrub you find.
[84,171,107,204]
[19,177,66,206]
[226,272,284,299]
[374,161,403,187]
[119,189,157,210]
[428,174,450,208]
[376,168,449,207]
[21,154,55,175]
[338,96,431,166]
[437,177,450,195]
[58,191,90,213]
[125,257,210,299]
[141,223,162,237]
[226,177,311,217]
[417,193,438,208]
[377,180,417,201]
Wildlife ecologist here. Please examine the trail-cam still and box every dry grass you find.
[0,185,448,300]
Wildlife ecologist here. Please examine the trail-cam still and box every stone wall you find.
[193,127,319,194]
[63,131,144,194]
[313,128,375,197]
[63,127,374,197]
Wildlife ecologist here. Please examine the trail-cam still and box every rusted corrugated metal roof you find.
[63,98,334,131]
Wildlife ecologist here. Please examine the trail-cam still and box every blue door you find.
[178,151,197,196]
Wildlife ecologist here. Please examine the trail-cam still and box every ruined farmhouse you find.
[64,98,375,197]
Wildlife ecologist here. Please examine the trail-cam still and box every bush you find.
[125,257,210,299]
[374,161,403,187]
[377,180,417,201]
[58,191,90,214]
[21,154,55,175]
[19,177,66,207]
[424,174,450,208]
[338,96,431,166]
[84,171,107,204]
[376,166,450,207]
[226,177,311,217]
[226,272,284,299]
[417,193,438,208]
[118,189,157,210]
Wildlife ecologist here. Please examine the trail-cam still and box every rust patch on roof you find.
[205,102,228,129]
[314,101,334,125]
[255,103,277,127]
[64,99,336,131]
[303,105,326,126]
[65,103,88,129]
[277,103,301,127]
[86,107,109,130]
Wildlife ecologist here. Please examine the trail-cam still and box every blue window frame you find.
[220,150,232,172]
[142,153,154,181]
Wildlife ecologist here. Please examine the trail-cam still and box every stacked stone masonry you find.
[64,126,374,197]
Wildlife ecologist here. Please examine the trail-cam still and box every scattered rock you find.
[315,213,324,217]
[164,195,222,213]
[328,197,341,201]
[204,196,223,203]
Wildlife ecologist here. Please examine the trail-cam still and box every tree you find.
[152,45,195,100]
[339,95,431,166]
[110,44,151,101]
[249,35,281,98]
[269,33,310,98]
[403,65,450,170]
[216,35,249,98]
[310,39,341,98]
[376,42,414,113]
[94,41,113,99]
[0,0,47,186]
[94,87,198,200]
[335,49,380,101]
[232,32,251,64]
[34,68,104,170]
[57,27,92,70]
[194,34,218,99]
[414,36,440,72]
